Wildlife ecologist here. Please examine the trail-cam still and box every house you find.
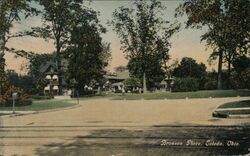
[40,61,69,96]
[104,69,129,93]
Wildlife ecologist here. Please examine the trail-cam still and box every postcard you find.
[0,0,249,155]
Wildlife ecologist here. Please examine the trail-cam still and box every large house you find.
[40,60,69,96]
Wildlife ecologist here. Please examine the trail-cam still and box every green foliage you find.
[0,0,38,72]
[228,56,250,89]
[110,0,180,91]
[0,75,31,107]
[0,100,75,111]
[204,80,217,90]
[232,55,250,74]
[65,8,110,93]
[173,57,207,78]
[5,70,34,93]
[124,77,142,88]
[218,100,250,109]
[4,98,32,107]
[29,95,53,100]
[31,0,88,94]
[172,57,207,89]
[176,0,250,89]
[230,67,250,89]
[172,77,199,92]
[128,55,165,89]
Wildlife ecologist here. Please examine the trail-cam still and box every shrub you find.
[4,99,32,107]
[0,75,32,107]
[204,80,217,90]
[172,77,199,92]
[30,95,54,100]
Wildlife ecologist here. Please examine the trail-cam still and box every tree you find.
[0,74,31,107]
[5,70,35,93]
[172,57,207,89]
[232,55,250,75]
[124,77,142,92]
[127,54,165,89]
[176,0,250,89]
[64,10,110,93]
[173,57,207,79]
[31,0,87,94]
[0,0,38,74]
[110,0,180,93]
[230,55,250,89]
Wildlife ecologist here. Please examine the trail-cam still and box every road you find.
[1,97,250,155]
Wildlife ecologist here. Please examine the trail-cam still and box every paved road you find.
[1,97,250,155]
[1,125,250,155]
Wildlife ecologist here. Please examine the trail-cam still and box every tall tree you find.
[110,0,180,93]
[176,0,250,89]
[64,9,110,93]
[31,0,87,94]
[0,0,38,75]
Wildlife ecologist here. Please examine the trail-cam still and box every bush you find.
[30,95,54,100]
[0,75,32,107]
[204,80,217,90]
[1,98,32,107]
[172,77,199,92]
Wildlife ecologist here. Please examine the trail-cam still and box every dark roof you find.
[104,70,129,80]
[40,62,57,73]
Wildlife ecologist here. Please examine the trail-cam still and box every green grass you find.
[112,90,250,100]
[0,100,76,111]
[0,113,11,116]
[218,100,250,108]
[76,93,116,100]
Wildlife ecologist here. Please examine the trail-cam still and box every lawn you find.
[0,113,11,116]
[213,100,250,118]
[216,109,250,115]
[218,100,250,108]
[0,99,77,111]
[111,90,250,100]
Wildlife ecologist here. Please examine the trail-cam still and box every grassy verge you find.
[218,100,250,108]
[0,100,77,111]
[112,90,250,100]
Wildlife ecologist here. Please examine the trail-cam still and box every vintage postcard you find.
[0,0,250,155]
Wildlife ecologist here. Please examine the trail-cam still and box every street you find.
[1,97,250,155]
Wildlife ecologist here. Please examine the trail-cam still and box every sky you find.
[5,0,217,75]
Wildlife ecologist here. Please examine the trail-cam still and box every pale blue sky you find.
[6,0,215,74]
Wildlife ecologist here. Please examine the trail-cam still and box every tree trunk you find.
[0,52,5,75]
[0,36,6,75]
[56,39,63,95]
[57,57,63,95]
[217,50,223,90]
[143,72,147,94]
[228,59,231,89]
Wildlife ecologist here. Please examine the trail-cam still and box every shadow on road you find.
[35,125,250,156]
